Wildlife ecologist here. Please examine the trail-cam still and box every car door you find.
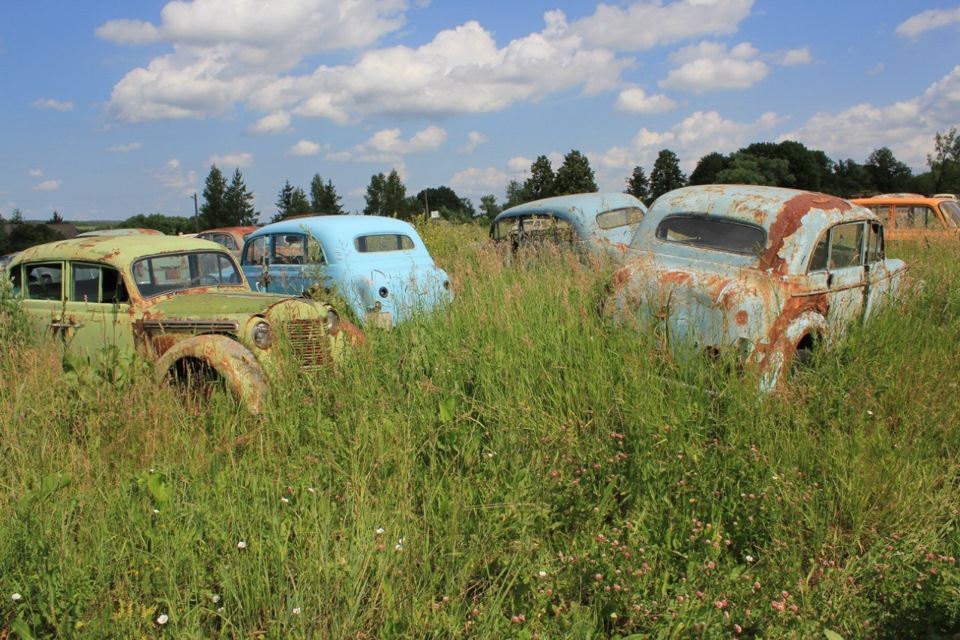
[808,222,868,332]
[14,261,66,339]
[61,262,136,355]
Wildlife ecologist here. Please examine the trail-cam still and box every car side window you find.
[808,222,866,272]
[896,205,940,229]
[273,234,308,264]
[864,223,884,264]
[24,263,63,300]
[307,237,325,264]
[243,236,269,265]
[71,263,128,304]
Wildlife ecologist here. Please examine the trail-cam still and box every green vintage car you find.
[6,235,363,413]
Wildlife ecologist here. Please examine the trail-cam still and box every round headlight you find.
[252,321,272,349]
[325,309,340,333]
[378,286,389,298]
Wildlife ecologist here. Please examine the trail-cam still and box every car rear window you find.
[354,234,415,253]
[596,207,644,230]
[654,215,766,255]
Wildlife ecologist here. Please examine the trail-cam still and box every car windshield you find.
[941,201,960,227]
[131,251,242,298]
[653,215,767,256]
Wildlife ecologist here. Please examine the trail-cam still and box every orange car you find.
[851,195,960,240]
[196,226,260,257]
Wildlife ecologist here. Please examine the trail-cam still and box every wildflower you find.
[292,607,301,615]
[153,509,160,515]
[395,537,405,551]
[376,527,385,535]
[281,497,290,504]
[11,593,22,602]
[745,554,754,563]
[237,540,247,550]
[538,570,547,578]
[156,614,169,625]
[307,487,316,493]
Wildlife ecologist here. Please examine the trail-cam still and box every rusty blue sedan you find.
[605,185,908,391]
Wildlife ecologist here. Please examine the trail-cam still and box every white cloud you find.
[106,142,143,152]
[289,140,323,156]
[614,87,678,114]
[780,66,960,170]
[32,99,74,112]
[459,131,488,153]
[28,169,43,177]
[774,47,812,66]
[507,156,533,172]
[449,167,511,194]
[104,7,630,124]
[32,180,61,191]
[328,126,446,162]
[247,111,291,135]
[896,7,960,38]
[571,0,755,52]
[155,158,194,192]
[867,63,885,76]
[660,41,768,93]
[208,152,254,168]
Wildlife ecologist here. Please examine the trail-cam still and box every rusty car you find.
[850,194,960,240]
[240,215,452,328]
[197,226,260,258]
[604,185,908,391]
[7,235,362,413]
[490,192,647,255]
[76,228,165,237]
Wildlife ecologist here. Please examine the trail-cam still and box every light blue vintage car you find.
[240,215,452,328]
[490,192,647,255]
[605,185,908,391]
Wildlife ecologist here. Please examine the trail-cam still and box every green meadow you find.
[1,224,958,639]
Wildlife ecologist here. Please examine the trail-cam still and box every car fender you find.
[759,310,829,393]
[154,334,268,413]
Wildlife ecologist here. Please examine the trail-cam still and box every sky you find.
[2,1,960,222]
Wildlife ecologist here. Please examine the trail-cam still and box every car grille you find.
[284,319,331,369]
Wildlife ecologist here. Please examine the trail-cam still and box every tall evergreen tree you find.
[199,165,228,230]
[383,170,410,220]
[928,127,960,194]
[47,210,64,224]
[223,168,258,226]
[553,150,598,195]
[523,155,556,202]
[273,181,311,222]
[649,149,687,201]
[309,173,345,215]
[363,173,388,217]
[625,166,650,203]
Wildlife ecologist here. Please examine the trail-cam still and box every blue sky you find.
[2,1,959,222]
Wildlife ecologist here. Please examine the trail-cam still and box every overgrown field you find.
[1,225,959,639]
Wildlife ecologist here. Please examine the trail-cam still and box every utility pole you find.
[191,193,199,232]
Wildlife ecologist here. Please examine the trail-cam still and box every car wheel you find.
[166,357,228,411]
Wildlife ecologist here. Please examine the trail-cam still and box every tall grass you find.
[1,228,958,639]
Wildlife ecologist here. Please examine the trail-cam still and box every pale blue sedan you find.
[240,215,452,327]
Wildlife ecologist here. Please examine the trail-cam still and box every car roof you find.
[635,185,878,275]
[198,226,260,235]
[494,192,645,228]
[249,215,417,237]
[851,195,955,206]
[76,228,165,237]
[11,235,230,268]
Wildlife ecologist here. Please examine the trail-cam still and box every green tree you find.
[47,211,64,224]
[830,159,872,198]
[625,166,650,203]
[865,147,913,194]
[309,174,345,215]
[479,195,501,220]
[503,180,530,209]
[553,150,598,196]
[927,127,960,194]
[5,222,64,253]
[273,181,311,222]
[199,165,228,230]
[689,152,729,185]
[364,170,411,219]
[121,213,193,235]
[649,149,686,201]
[11,208,24,223]
[223,168,258,226]
[523,156,556,202]
[715,152,793,186]
[414,186,474,221]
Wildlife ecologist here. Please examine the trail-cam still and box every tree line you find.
[4,128,958,245]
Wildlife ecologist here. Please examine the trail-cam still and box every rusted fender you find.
[153,334,268,414]
[758,310,829,394]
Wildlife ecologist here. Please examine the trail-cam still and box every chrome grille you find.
[284,319,331,369]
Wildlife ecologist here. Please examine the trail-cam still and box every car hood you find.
[141,291,317,318]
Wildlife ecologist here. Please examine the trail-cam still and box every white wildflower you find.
[156,614,169,625]
[237,540,247,550]
[11,593,22,602]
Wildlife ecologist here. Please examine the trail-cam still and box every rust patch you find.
[735,310,749,326]
[761,191,850,274]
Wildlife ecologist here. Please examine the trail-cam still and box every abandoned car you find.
[7,235,362,413]
[240,215,452,328]
[490,192,647,255]
[605,185,908,391]
[197,226,260,258]
[850,194,960,240]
